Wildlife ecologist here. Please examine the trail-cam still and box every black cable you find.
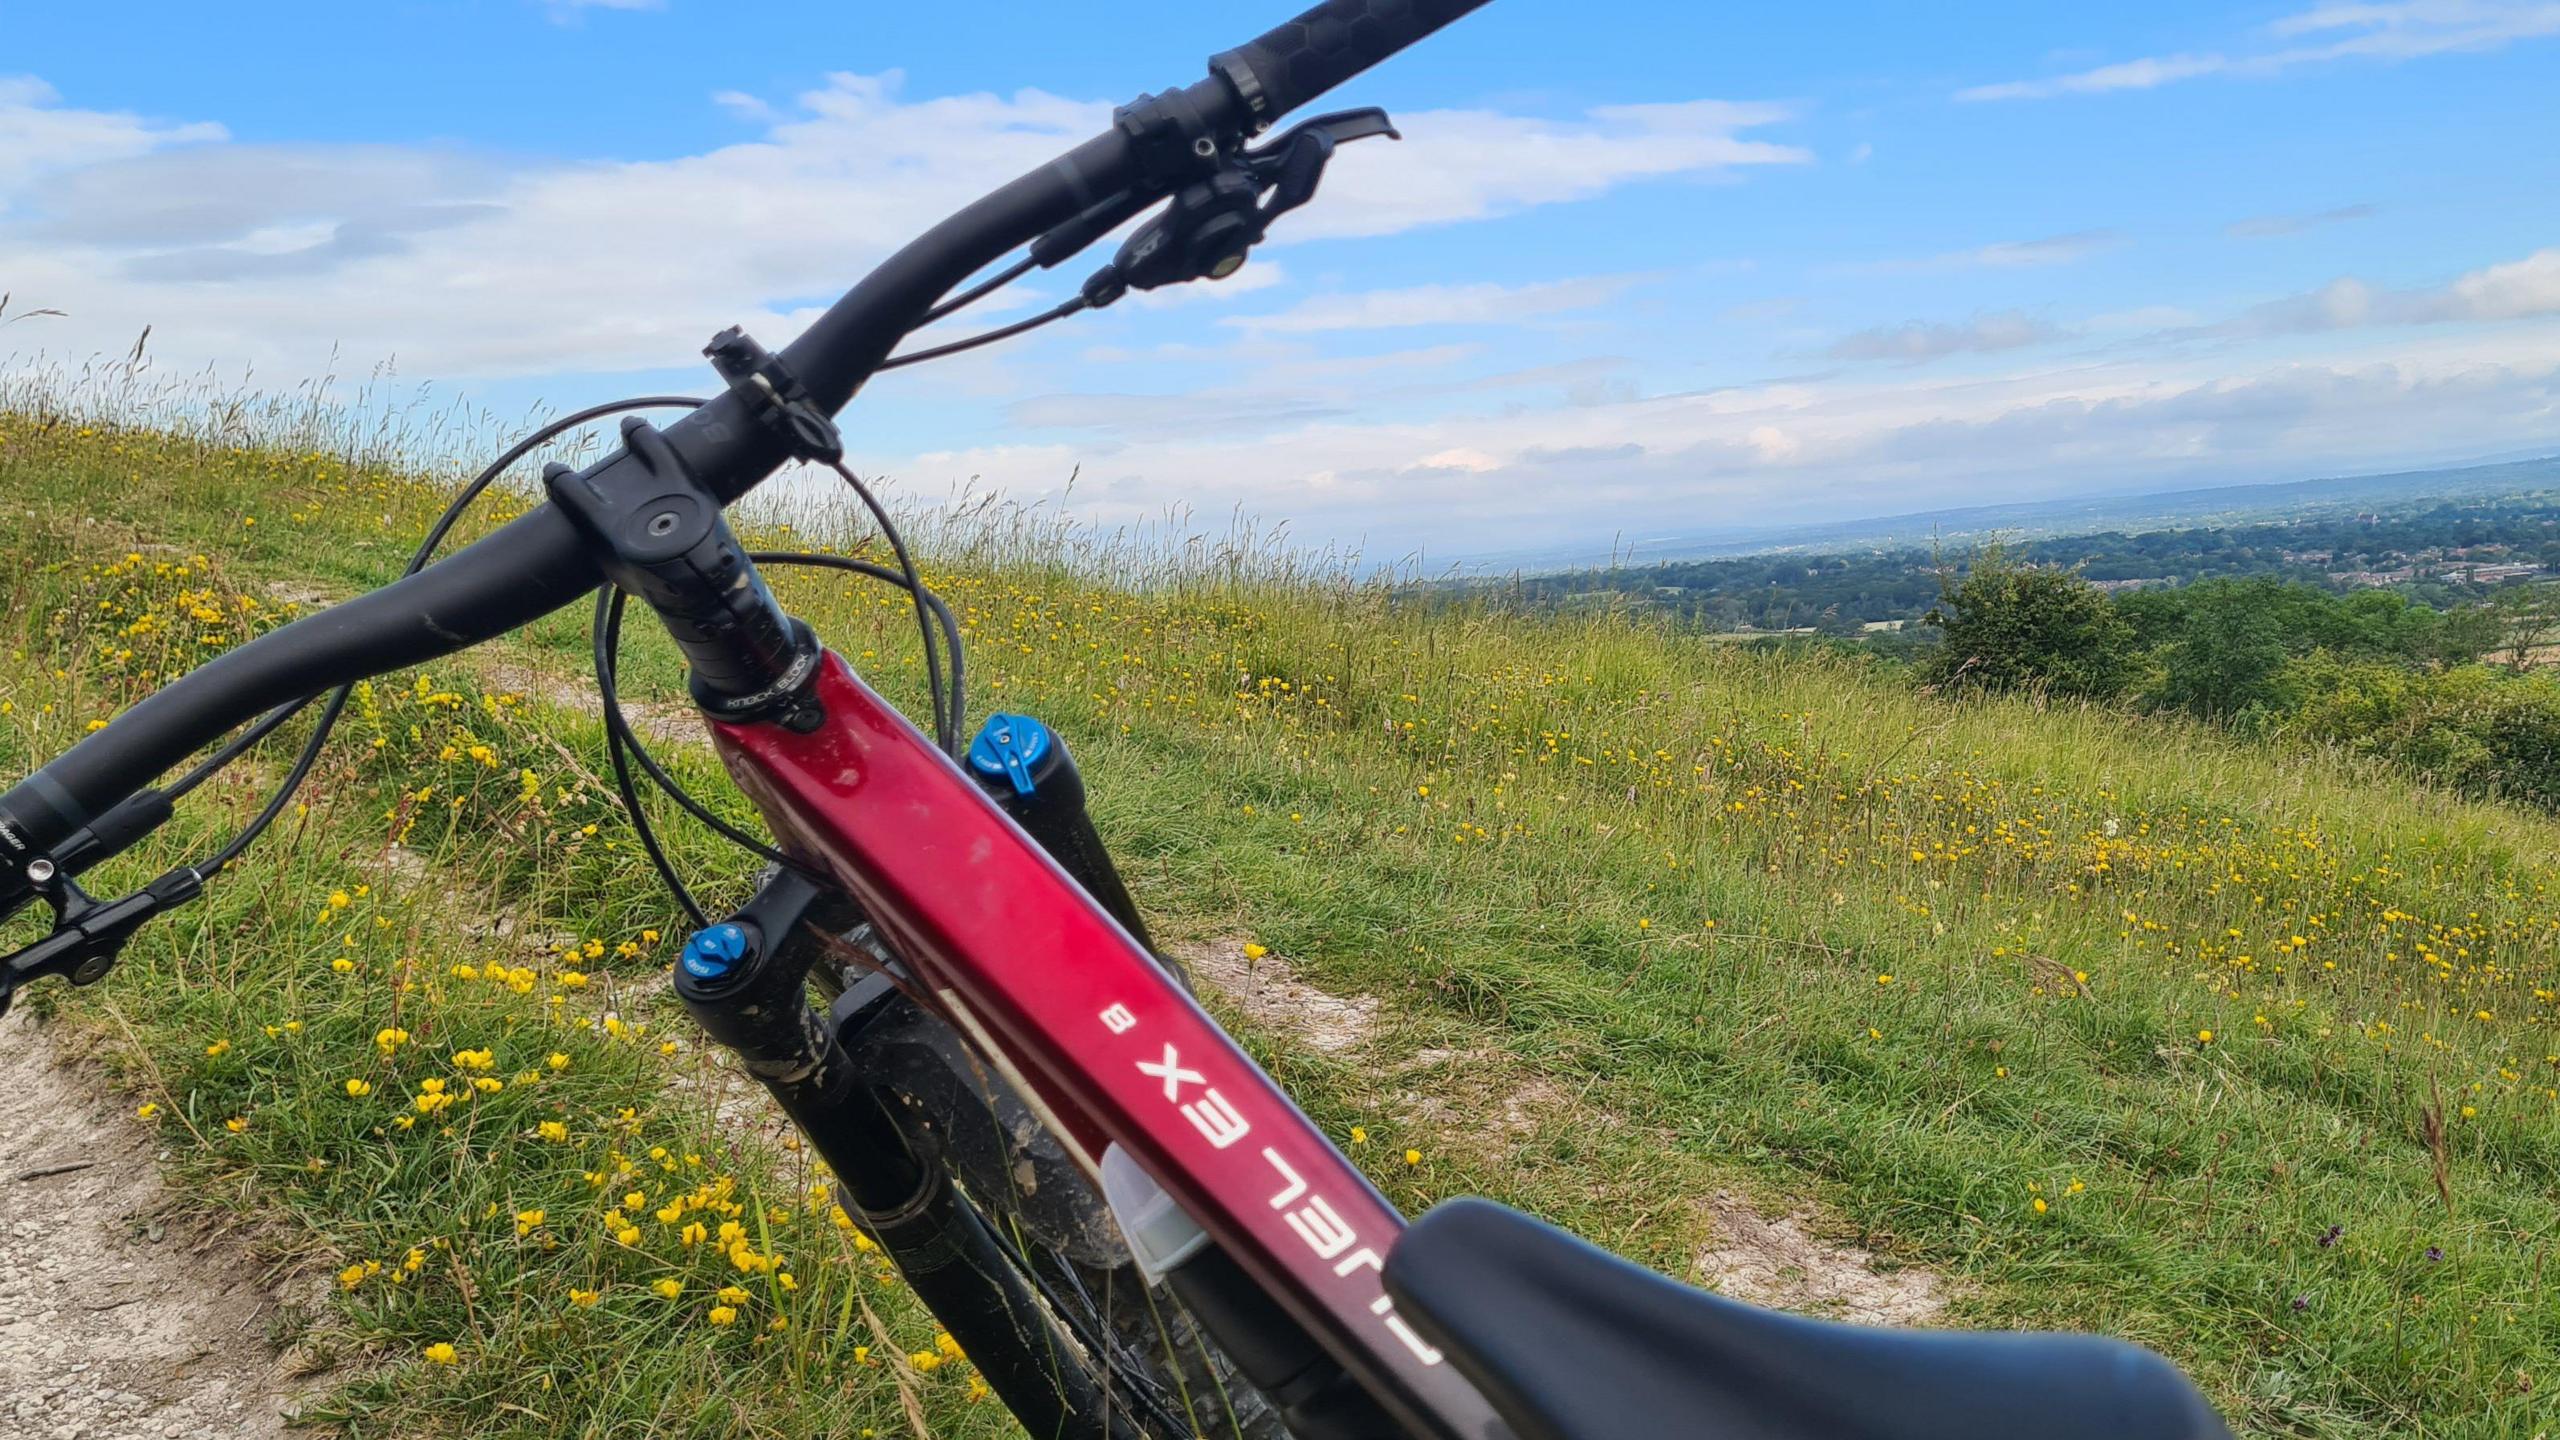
[876,298,1085,372]
[916,255,1037,328]
[190,395,706,873]
[592,588,814,874]
[200,686,352,873]
[587,552,969,926]
[820,461,957,754]
[590,588,709,930]
[751,551,966,741]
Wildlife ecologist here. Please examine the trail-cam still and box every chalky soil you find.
[0,1019,300,1440]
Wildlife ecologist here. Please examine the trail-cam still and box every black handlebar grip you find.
[1212,0,1494,129]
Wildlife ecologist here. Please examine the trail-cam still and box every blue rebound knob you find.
[679,922,753,982]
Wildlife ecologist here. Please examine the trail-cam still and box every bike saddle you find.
[1382,1198,2233,1440]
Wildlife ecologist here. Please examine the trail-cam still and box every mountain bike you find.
[0,3,2239,1436]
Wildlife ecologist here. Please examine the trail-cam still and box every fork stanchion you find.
[673,875,1122,1440]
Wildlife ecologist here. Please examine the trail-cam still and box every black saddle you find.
[1383,1198,2232,1440]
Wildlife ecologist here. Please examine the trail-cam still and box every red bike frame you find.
[709,650,1503,1440]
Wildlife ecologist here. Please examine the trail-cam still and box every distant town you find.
[1489,489,2560,642]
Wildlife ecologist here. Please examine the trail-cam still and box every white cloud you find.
[879,324,2560,557]
[2442,247,2560,319]
[1959,0,2560,100]
[1404,447,1502,475]
[1843,230,2123,275]
[1253,342,1484,382]
[1003,387,1354,437]
[1825,310,2071,364]
[987,348,1614,450]
[2088,304,2204,332]
[1222,275,1641,336]
[13,61,2555,561]
[0,76,224,195]
[1126,262,1290,309]
[543,0,666,19]
[2227,203,2378,238]
[1960,54,2232,102]
[0,77,1794,384]
[710,90,777,122]
[2272,0,2555,40]
[2218,247,2560,334]
[1288,101,1808,241]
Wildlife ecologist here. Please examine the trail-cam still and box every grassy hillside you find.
[4,406,2557,1438]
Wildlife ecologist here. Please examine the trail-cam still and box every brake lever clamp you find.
[1085,107,1398,303]
[0,861,203,1021]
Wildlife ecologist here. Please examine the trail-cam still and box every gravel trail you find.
[0,1016,305,1440]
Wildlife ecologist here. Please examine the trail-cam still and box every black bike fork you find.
[671,868,1128,1440]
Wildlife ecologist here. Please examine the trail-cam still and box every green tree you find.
[2150,578,2294,719]
[2489,583,2560,667]
[1919,545,2139,700]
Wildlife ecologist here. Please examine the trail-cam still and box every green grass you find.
[4,403,2559,1438]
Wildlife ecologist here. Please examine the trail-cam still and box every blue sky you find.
[6,0,2558,562]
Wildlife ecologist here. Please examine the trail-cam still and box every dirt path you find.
[0,1016,304,1440]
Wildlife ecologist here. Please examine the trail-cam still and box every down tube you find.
[708,654,1507,1440]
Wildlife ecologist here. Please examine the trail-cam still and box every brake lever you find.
[1082,107,1398,303]
[1246,108,1401,220]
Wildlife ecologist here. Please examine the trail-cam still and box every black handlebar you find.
[1213,0,1496,130]
[0,0,1491,903]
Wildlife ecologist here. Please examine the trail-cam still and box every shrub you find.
[2281,656,2560,808]
[1919,546,2139,701]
